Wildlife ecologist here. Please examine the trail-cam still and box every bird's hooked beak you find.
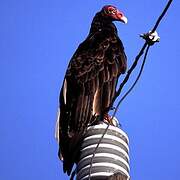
[119,15,128,24]
[115,9,128,24]
[117,13,128,24]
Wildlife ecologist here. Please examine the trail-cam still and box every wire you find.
[151,0,173,33]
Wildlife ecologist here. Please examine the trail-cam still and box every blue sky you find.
[0,0,179,180]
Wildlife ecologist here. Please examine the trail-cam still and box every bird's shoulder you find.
[65,27,126,84]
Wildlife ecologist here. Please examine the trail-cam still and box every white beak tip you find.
[121,16,128,24]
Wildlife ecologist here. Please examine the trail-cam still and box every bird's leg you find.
[103,113,113,125]
[103,113,120,127]
[88,113,100,126]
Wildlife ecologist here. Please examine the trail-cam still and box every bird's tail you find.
[55,107,84,175]
[55,107,60,144]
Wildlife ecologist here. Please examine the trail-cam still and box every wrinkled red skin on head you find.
[103,5,124,21]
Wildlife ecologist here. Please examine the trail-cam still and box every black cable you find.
[151,0,173,33]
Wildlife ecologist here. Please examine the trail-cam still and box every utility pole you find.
[76,120,130,180]
[107,172,128,180]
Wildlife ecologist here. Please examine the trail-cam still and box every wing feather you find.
[57,28,127,174]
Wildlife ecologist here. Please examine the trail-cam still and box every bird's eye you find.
[108,8,116,14]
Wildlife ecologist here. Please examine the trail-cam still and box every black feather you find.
[57,6,127,175]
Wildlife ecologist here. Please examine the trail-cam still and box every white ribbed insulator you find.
[76,123,130,180]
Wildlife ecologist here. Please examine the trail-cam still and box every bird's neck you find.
[89,13,117,34]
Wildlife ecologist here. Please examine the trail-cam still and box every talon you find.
[103,114,120,127]
[103,113,111,122]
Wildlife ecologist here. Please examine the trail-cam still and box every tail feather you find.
[55,108,60,144]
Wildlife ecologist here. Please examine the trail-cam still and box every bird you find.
[55,5,128,176]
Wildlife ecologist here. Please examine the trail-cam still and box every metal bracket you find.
[140,31,160,46]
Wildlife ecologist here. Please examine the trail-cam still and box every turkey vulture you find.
[55,5,128,176]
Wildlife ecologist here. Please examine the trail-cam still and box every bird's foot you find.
[103,113,120,127]
[103,113,112,124]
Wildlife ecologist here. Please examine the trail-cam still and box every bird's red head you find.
[102,5,128,24]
